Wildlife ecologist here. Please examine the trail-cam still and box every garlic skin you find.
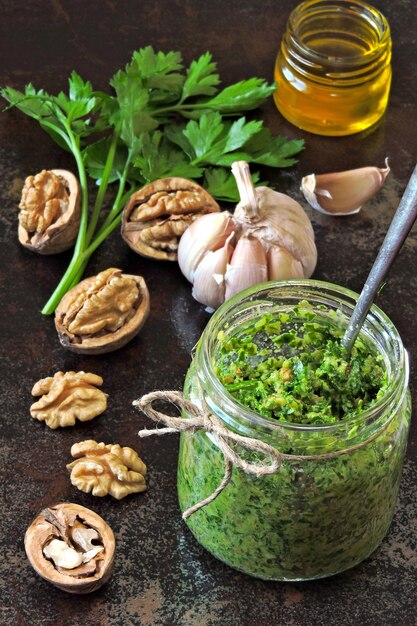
[301,161,390,215]
[178,161,317,309]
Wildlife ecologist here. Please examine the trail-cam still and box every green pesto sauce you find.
[215,301,388,425]
[177,301,411,580]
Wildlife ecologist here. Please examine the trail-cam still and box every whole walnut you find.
[18,169,80,254]
[122,177,220,261]
[55,268,150,354]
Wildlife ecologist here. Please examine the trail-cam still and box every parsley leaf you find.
[181,52,220,100]
[131,47,184,95]
[132,132,203,182]
[182,112,224,160]
[204,168,262,203]
[1,76,103,144]
[1,84,52,119]
[201,78,275,113]
[165,113,298,169]
[244,128,305,167]
[223,117,263,152]
[166,112,264,166]
[110,70,159,145]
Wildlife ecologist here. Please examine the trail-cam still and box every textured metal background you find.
[0,1,416,624]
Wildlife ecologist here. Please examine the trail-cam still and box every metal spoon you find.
[342,164,417,355]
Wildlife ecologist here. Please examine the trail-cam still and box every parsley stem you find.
[41,126,89,315]
[81,210,124,258]
[68,262,88,290]
[60,185,132,292]
[37,119,73,151]
[97,151,132,235]
[85,128,120,244]
[152,102,209,115]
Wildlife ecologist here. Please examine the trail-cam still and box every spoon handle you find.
[342,164,417,354]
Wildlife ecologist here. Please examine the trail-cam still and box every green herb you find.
[1,47,304,314]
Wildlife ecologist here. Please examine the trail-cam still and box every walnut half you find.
[121,177,220,261]
[67,440,147,499]
[30,371,108,429]
[18,169,80,254]
[24,502,115,594]
[55,268,150,354]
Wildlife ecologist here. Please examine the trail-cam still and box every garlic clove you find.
[192,233,235,309]
[225,236,268,300]
[267,246,304,280]
[230,235,267,267]
[301,161,390,215]
[178,211,234,282]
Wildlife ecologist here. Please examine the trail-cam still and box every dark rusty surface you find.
[1,1,417,624]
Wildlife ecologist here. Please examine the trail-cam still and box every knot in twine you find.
[133,390,283,519]
[133,390,389,520]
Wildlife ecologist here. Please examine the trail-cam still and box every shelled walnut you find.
[67,440,147,499]
[55,268,150,354]
[25,502,115,594]
[18,169,80,254]
[30,371,107,429]
[121,177,220,261]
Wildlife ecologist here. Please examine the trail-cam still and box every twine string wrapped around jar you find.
[134,389,392,520]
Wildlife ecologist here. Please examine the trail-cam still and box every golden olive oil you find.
[274,0,392,136]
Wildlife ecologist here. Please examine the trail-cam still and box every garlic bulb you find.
[301,161,390,215]
[178,161,317,309]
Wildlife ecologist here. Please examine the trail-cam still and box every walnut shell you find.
[55,269,150,355]
[18,169,81,255]
[121,177,220,261]
[25,502,115,594]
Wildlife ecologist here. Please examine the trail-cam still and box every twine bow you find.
[134,390,390,519]
[134,390,284,519]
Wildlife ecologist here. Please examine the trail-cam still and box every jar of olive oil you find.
[274,0,392,135]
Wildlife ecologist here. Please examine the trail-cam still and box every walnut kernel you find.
[19,170,68,233]
[30,371,107,429]
[67,440,147,499]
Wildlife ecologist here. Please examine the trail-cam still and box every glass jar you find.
[177,280,411,581]
[273,0,392,135]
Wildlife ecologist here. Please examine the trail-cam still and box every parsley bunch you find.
[1,47,304,314]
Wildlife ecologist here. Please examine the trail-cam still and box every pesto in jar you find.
[214,301,388,425]
[177,298,411,581]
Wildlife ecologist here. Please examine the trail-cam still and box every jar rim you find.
[197,279,408,435]
[286,0,391,67]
